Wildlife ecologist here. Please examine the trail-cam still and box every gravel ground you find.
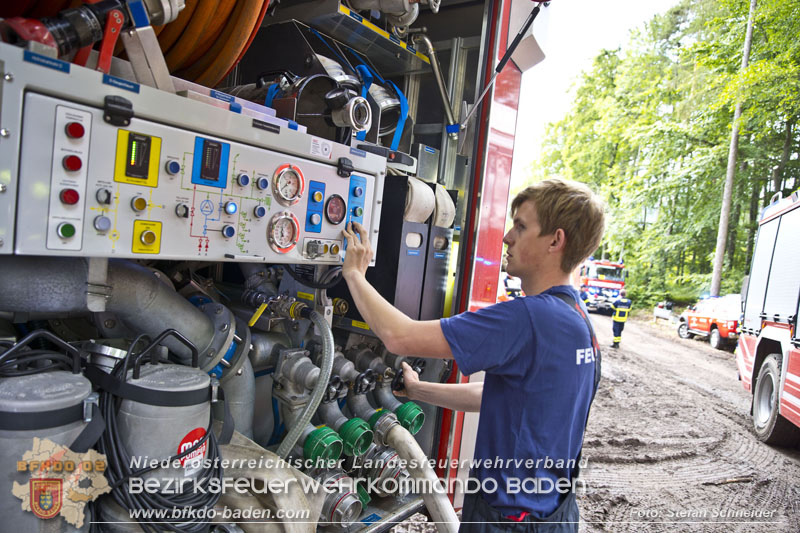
[394,314,800,533]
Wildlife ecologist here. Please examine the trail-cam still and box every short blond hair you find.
[511,178,605,273]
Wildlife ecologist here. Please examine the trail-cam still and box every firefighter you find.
[579,286,589,306]
[342,178,605,532]
[610,290,632,348]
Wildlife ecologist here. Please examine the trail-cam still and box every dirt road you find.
[581,314,800,532]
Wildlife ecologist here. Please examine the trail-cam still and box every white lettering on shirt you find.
[576,347,595,365]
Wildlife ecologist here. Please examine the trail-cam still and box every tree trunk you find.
[771,119,794,194]
[711,0,757,296]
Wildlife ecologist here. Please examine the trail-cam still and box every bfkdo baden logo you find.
[30,478,63,519]
[12,438,110,528]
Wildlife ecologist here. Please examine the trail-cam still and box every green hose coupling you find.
[356,481,371,507]
[304,425,343,463]
[368,409,390,429]
[338,418,374,456]
[394,401,425,435]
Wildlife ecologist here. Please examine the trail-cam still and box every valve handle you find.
[354,369,376,394]
[391,358,426,392]
[323,375,343,403]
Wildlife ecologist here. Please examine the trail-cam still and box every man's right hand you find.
[394,361,420,399]
[342,221,373,280]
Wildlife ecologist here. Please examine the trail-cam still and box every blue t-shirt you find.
[440,285,596,518]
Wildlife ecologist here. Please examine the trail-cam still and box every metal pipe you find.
[347,392,377,422]
[276,311,334,459]
[249,332,289,372]
[220,357,255,439]
[413,34,458,140]
[0,257,214,360]
[316,401,348,432]
[374,383,403,412]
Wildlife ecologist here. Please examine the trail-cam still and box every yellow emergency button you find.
[132,220,162,254]
[140,230,157,245]
[131,196,148,212]
[330,243,340,255]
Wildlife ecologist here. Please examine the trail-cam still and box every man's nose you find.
[502,231,512,245]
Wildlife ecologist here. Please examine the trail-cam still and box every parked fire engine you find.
[737,190,800,447]
[578,258,626,313]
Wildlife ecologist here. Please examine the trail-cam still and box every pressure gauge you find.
[272,164,305,206]
[325,194,347,225]
[268,212,300,253]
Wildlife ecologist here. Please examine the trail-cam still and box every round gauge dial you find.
[325,194,347,225]
[272,164,305,206]
[268,212,300,253]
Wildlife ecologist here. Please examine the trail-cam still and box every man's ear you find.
[549,228,566,252]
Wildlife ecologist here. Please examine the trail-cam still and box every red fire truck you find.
[736,191,800,446]
[578,258,626,313]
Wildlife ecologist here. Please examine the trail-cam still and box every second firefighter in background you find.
[611,290,632,348]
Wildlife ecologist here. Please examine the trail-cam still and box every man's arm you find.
[342,222,453,359]
[398,362,482,412]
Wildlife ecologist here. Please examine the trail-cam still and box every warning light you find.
[59,188,80,205]
[65,122,85,139]
[62,155,82,172]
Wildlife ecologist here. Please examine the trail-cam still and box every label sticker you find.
[102,74,140,93]
[361,513,382,524]
[23,50,70,73]
[351,320,370,330]
[252,119,280,134]
[407,249,421,256]
[297,291,315,302]
[349,147,367,158]
[310,137,333,159]
[210,90,234,103]
[178,427,207,476]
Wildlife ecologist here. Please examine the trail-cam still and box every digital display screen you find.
[126,133,151,179]
[201,140,222,181]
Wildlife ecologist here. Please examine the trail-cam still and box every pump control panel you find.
[12,91,382,264]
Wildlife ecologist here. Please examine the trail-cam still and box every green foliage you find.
[534,0,799,308]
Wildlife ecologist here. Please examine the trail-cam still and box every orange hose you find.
[176,0,264,87]
[224,0,270,79]
[156,0,198,54]
[181,0,237,67]
[164,0,218,71]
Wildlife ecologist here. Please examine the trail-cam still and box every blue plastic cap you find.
[446,123,461,134]
[229,102,243,113]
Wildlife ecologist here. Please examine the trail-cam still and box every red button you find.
[65,122,85,139]
[62,155,82,172]
[60,188,80,205]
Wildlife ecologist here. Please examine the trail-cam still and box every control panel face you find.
[15,93,378,263]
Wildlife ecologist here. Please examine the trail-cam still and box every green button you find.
[57,222,76,239]
[353,206,363,217]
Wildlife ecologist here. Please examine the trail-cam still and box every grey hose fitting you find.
[276,311,334,459]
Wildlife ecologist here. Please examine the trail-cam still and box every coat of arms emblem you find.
[30,478,62,519]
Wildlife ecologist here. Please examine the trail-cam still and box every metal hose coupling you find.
[268,295,311,320]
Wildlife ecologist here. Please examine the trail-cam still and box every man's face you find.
[502,201,554,281]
